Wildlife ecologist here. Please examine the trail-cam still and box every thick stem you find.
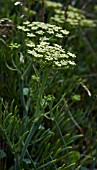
[35,69,48,118]
[20,69,48,161]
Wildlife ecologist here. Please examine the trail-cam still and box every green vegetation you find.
[0,0,97,169]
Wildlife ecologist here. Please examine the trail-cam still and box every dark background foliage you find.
[0,0,97,170]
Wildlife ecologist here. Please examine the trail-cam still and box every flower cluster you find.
[18,21,76,69]
[28,41,76,68]
[51,5,96,29]
[18,21,69,43]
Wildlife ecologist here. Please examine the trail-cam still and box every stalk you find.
[35,69,48,118]
[20,68,48,160]
[15,154,20,170]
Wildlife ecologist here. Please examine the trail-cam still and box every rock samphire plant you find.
[0,20,83,170]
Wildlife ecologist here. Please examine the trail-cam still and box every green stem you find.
[35,69,48,118]
[15,154,20,170]
[20,61,33,117]
[20,69,48,161]
[20,76,28,117]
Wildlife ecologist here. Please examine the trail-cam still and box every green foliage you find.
[0,99,82,169]
[0,0,97,170]
[0,150,6,158]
